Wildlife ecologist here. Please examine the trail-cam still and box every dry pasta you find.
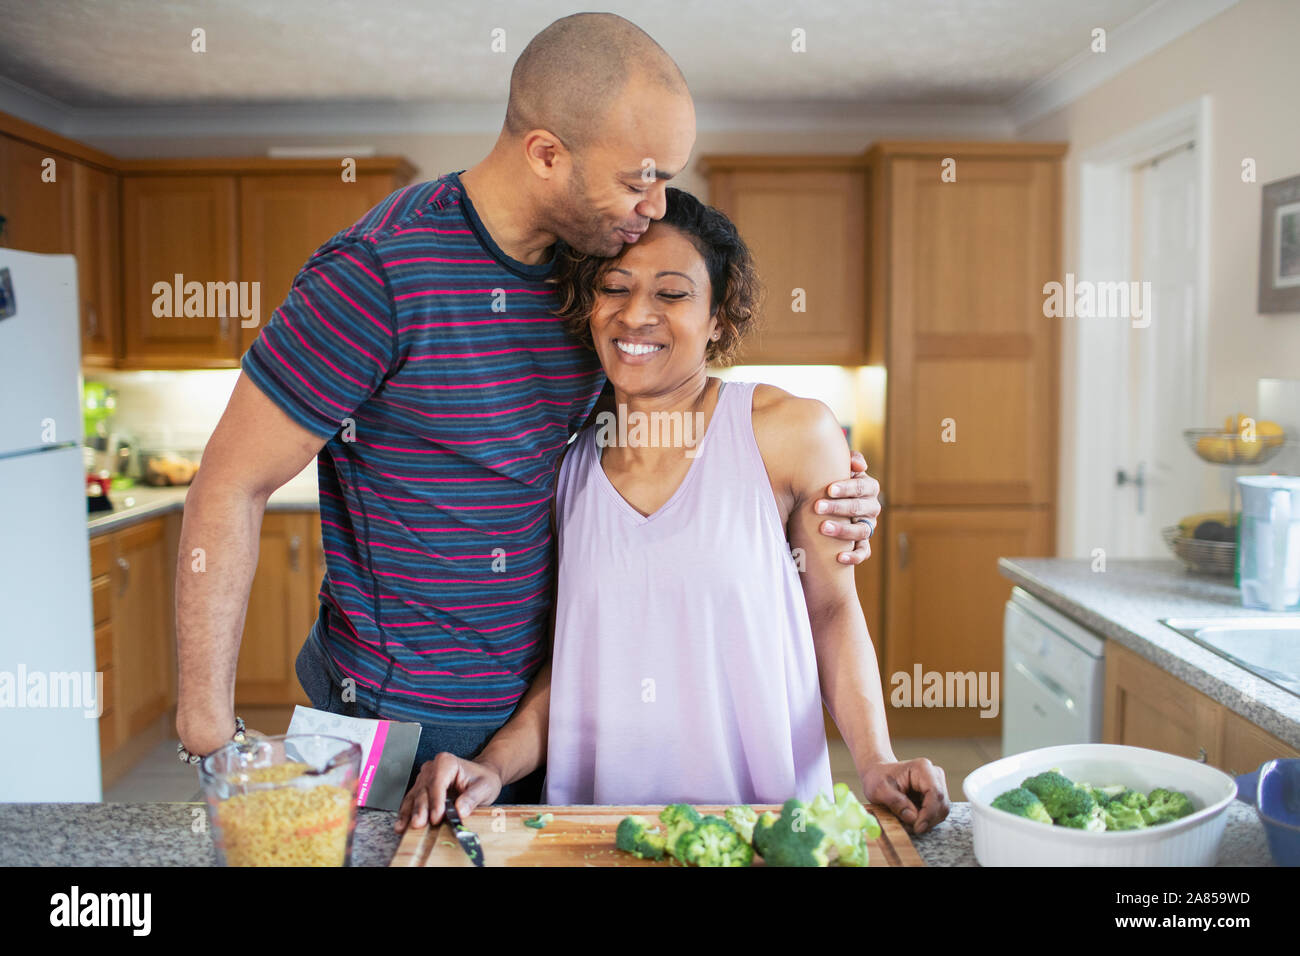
[213,762,354,866]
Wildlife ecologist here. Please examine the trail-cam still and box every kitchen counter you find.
[87,475,319,537]
[0,800,1272,866]
[999,558,1300,750]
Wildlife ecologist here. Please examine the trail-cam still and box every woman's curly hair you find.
[550,187,762,366]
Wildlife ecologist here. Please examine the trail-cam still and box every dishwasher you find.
[1002,586,1107,757]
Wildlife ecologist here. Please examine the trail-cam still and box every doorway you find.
[1073,98,1211,559]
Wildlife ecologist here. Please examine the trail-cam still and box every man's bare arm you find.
[175,373,328,755]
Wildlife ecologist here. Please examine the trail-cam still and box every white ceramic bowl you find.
[963,744,1238,866]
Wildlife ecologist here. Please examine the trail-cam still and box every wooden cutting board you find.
[390,804,924,867]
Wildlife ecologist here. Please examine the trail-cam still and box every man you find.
[175,13,888,814]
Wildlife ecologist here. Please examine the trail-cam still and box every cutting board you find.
[390,804,924,867]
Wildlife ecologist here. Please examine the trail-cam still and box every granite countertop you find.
[999,558,1300,749]
[88,474,319,537]
[0,801,1272,866]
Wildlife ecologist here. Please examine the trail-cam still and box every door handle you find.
[1116,461,1146,515]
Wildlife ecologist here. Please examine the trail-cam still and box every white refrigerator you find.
[0,248,101,800]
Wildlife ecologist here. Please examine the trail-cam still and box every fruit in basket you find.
[1195,434,1234,463]
[1177,511,1235,540]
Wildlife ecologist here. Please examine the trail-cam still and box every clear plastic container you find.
[199,734,362,867]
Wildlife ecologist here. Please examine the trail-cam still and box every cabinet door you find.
[1103,641,1224,765]
[709,166,866,364]
[89,536,118,757]
[0,136,75,253]
[1220,708,1300,776]
[885,155,1060,506]
[238,174,395,354]
[73,161,120,366]
[111,520,171,738]
[121,175,239,367]
[235,513,315,705]
[883,506,1052,736]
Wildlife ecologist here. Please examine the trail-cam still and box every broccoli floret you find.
[658,803,703,860]
[990,787,1053,825]
[1100,803,1147,831]
[1142,788,1195,826]
[805,782,880,866]
[674,815,753,867]
[522,812,553,829]
[753,799,831,867]
[1112,789,1150,812]
[724,805,758,845]
[615,815,667,860]
[1021,770,1097,821]
[1059,805,1107,831]
[1077,782,1126,806]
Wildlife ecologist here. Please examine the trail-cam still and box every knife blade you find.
[443,801,485,867]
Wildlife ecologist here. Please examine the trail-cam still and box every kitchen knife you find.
[443,801,485,867]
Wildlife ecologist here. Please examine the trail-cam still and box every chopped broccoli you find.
[1142,788,1194,825]
[1100,803,1147,831]
[675,815,753,867]
[724,805,758,845]
[1112,789,1150,812]
[614,815,667,860]
[753,799,831,867]
[659,803,704,860]
[1059,805,1107,831]
[522,812,554,829]
[990,787,1053,825]
[1021,770,1097,820]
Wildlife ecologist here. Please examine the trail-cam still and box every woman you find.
[400,189,949,832]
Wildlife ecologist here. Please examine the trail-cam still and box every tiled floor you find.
[106,735,1002,804]
[828,736,1001,802]
[103,738,204,803]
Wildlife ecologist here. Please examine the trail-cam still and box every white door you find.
[1119,144,1204,556]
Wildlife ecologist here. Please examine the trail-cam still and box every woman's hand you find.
[860,757,951,835]
[394,752,504,833]
[814,449,882,563]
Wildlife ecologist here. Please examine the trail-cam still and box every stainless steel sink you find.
[1160,617,1300,698]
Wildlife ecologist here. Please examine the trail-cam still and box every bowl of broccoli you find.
[963,744,1237,866]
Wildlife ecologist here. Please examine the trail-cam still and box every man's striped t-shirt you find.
[241,171,606,727]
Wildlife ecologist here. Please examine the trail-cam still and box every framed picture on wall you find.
[1259,174,1300,313]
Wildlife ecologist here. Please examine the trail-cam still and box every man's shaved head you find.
[504,12,689,151]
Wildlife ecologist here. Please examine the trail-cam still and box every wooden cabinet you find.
[883,506,1052,736]
[0,134,75,253]
[111,520,173,738]
[1104,641,1300,774]
[73,161,120,366]
[121,175,240,367]
[869,143,1063,507]
[234,513,316,707]
[238,173,396,353]
[702,156,868,365]
[115,158,413,369]
[89,537,117,757]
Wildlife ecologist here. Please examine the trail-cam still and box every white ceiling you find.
[0,0,1240,136]
[3,0,1171,105]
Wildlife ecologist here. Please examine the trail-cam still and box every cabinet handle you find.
[1196,747,1208,764]
[86,304,98,338]
[897,532,910,570]
[288,535,302,572]
[116,557,131,597]
[219,313,231,340]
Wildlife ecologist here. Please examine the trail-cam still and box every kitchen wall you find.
[1017,0,1300,555]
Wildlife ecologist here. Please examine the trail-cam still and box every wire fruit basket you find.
[1161,525,1236,577]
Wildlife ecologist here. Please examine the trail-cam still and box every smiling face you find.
[588,221,717,398]
[546,78,696,257]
